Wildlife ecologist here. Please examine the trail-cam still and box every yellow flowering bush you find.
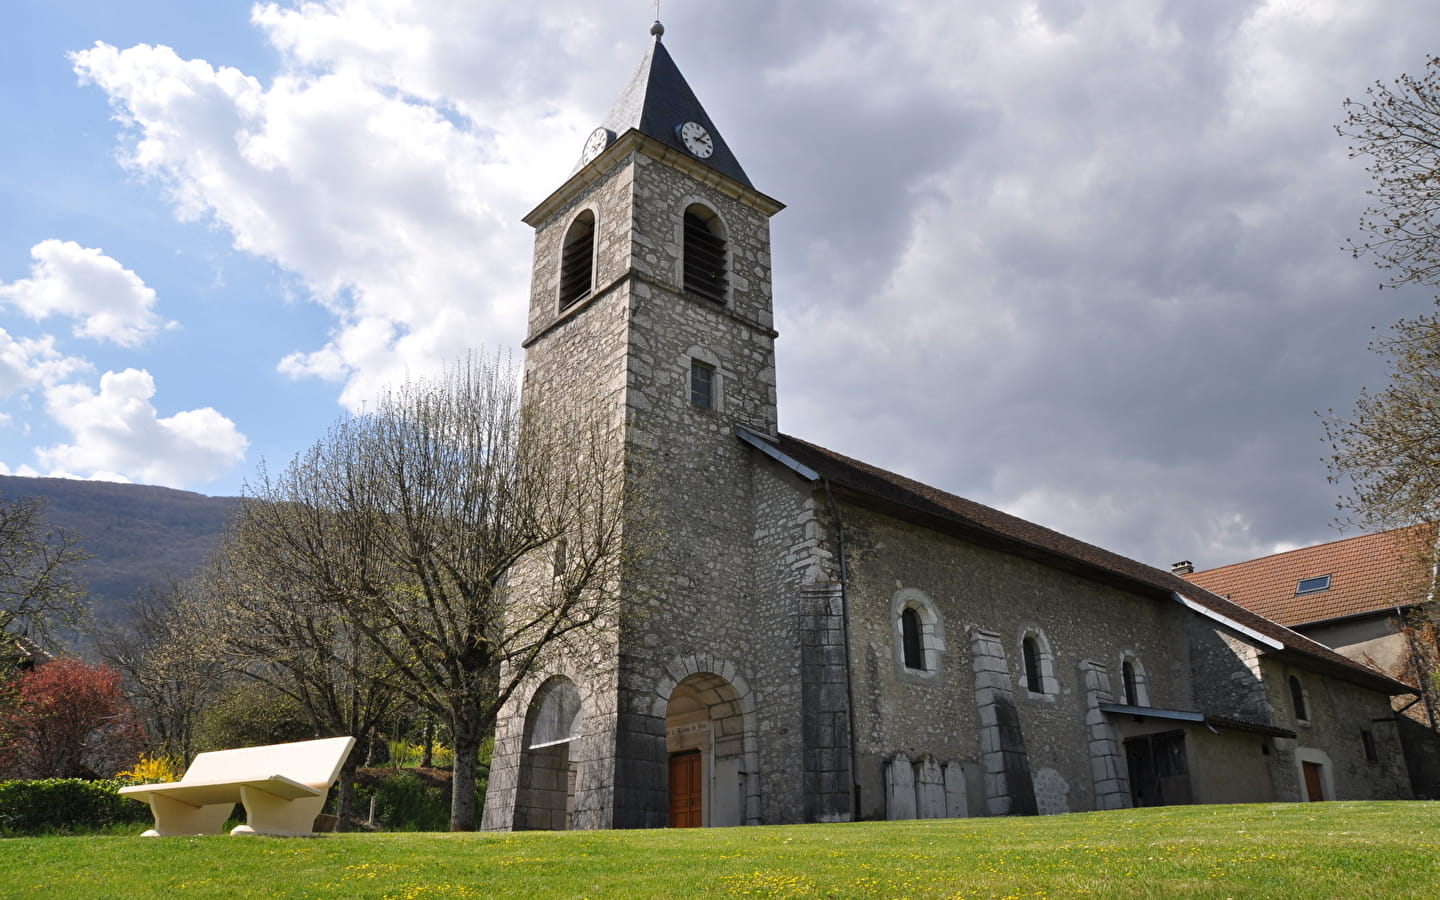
[116,752,184,784]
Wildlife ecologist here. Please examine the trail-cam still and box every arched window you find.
[891,588,944,677]
[1289,675,1309,722]
[1122,660,1139,706]
[1116,652,1149,707]
[901,608,925,671]
[683,204,727,303]
[1022,636,1043,693]
[559,210,596,310]
[1018,627,1056,696]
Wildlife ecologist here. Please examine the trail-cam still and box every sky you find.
[3,0,1439,573]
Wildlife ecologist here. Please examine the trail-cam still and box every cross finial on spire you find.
[651,1,664,39]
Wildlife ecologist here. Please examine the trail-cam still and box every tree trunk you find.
[450,719,482,831]
[334,757,359,832]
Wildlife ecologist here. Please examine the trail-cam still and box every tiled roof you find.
[1182,524,1435,628]
[763,432,1413,695]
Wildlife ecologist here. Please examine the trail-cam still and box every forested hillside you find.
[0,475,239,623]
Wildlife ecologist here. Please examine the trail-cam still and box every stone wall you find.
[604,149,806,826]
[506,139,816,827]
[1259,657,1412,801]
[828,500,1189,819]
[484,149,639,831]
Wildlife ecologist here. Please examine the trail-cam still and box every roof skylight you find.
[1295,575,1332,595]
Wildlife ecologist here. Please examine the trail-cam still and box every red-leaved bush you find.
[0,658,142,779]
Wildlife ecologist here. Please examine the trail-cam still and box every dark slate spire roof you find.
[596,33,753,188]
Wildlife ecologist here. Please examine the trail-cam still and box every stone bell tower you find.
[482,22,809,831]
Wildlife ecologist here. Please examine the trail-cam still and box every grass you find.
[2,802,1437,899]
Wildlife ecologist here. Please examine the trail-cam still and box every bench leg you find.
[142,794,234,836]
[232,787,328,837]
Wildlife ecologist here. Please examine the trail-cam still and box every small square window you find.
[1296,575,1331,595]
[690,361,714,409]
[552,537,567,578]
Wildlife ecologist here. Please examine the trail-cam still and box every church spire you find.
[592,27,752,188]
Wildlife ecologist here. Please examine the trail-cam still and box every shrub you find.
[0,658,143,779]
[0,778,150,835]
[387,739,455,769]
[353,771,450,832]
[116,752,184,784]
[195,682,313,752]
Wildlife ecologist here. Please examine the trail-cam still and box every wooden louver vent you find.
[683,211,728,303]
[559,213,596,309]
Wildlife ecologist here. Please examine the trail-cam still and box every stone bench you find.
[119,736,356,836]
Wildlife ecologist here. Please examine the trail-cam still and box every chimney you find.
[1171,560,1194,576]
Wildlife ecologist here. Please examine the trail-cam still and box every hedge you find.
[0,778,151,835]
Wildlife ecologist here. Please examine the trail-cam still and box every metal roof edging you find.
[1172,591,1284,650]
[736,425,820,482]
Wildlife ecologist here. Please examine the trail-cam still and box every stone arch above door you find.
[647,655,761,826]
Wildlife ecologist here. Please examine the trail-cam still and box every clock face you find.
[677,121,714,159]
[582,127,611,164]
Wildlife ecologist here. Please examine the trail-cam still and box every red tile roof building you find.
[1185,525,1440,797]
[1184,525,1435,629]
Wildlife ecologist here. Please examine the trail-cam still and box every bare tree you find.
[228,354,635,830]
[94,579,228,764]
[0,494,87,645]
[1325,315,1440,529]
[1330,56,1440,698]
[1338,55,1440,293]
[1329,55,1440,528]
[197,546,402,826]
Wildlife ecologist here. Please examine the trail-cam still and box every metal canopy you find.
[1098,702,1297,739]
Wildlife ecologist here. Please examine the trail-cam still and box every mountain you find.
[0,475,240,623]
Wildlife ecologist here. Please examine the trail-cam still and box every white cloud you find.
[0,240,171,347]
[60,0,1440,565]
[0,327,90,399]
[38,368,249,488]
[69,16,587,410]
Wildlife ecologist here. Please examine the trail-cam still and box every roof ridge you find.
[1192,522,1435,575]
[771,431,1414,695]
[777,431,1162,575]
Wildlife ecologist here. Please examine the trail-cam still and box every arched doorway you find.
[514,676,585,830]
[665,672,749,828]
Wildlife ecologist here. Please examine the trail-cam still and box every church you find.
[480,23,1415,830]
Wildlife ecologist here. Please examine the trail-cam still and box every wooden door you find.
[1303,761,1325,801]
[669,750,703,828]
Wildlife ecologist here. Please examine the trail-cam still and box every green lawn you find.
[3,802,1437,899]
